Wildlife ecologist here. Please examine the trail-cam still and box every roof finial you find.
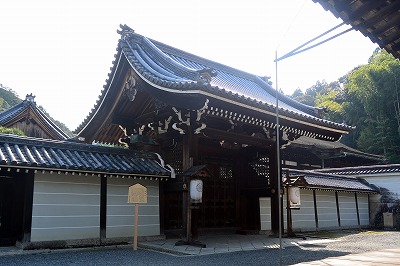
[117,24,135,39]
[25,93,36,103]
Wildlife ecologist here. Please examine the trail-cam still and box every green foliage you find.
[0,84,23,112]
[0,126,25,136]
[290,49,400,162]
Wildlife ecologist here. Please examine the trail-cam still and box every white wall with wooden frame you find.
[260,189,370,233]
[30,172,161,243]
[31,173,101,242]
[106,177,160,238]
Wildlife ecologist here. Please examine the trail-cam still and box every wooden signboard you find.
[128,183,147,204]
[127,183,148,251]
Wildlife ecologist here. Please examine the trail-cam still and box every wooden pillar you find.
[335,191,341,227]
[100,175,107,242]
[355,192,360,227]
[182,133,198,239]
[313,190,319,230]
[269,145,282,235]
[21,172,34,244]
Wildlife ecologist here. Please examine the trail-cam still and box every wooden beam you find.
[203,128,274,148]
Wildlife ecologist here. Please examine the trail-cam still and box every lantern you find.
[289,187,301,208]
[190,179,203,203]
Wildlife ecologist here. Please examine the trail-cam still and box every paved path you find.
[292,248,400,265]
[140,234,338,256]
[1,231,399,265]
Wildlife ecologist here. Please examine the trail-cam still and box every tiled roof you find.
[0,134,172,178]
[285,169,378,193]
[75,25,352,139]
[316,164,400,176]
[287,136,385,161]
[313,0,400,60]
[0,94,69,140]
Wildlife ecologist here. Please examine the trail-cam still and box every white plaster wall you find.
[31,173,100,242]
[338,192,358,227]
[286,189,316,231]
[259,197,271,231]
[106,178,160,238]
[315,190,338,228]
[358,193,369,226]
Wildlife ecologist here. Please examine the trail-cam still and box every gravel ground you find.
[0,230,399,266]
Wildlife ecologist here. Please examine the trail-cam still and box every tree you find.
[289,49,400,162]
[344,49,400,161]
[0,126,25,136]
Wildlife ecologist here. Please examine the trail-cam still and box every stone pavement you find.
[1,233,400,265]
[292,248,400,266]
[139,233,400,265]
[139,234,338,256]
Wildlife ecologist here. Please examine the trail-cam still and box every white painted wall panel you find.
[31,173,100,242]
[259,197,271,231]
[358,194,369,226]
[288,190,316,231]
[106,178,160,238]
[315,190,338,228]
[338,192,358,227]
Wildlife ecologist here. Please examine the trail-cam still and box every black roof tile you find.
[0,134,172,178]
[285,169,378,193]
[317,164,400,176]
[75,25,353,138]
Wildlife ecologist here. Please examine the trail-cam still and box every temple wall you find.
[287,190,316,231]
[260,197,271,231]
[337,192,358,227]
[260,189,369,233]
[106,178,160,238]
[315,190,339,228]
[31,173,100,242]
[30,173,160,243]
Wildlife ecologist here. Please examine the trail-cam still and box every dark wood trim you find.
[21,172,34,243]
[335,191,341,227]
[100,175,107,241]
[269,145,281,235]
[355,193,360,226]
[159,179,165,235]
[313,190,319,229]
[203,128,274,148]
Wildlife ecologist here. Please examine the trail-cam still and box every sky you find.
[0,0,378,131]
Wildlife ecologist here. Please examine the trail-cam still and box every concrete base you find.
[16,235,166,250]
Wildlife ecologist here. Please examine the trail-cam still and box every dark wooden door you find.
[198,164,236,228]
[0,177,18,246]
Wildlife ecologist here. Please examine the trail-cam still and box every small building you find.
[0,94,69,140]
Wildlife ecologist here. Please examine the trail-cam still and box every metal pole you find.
[275,50,283,266]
